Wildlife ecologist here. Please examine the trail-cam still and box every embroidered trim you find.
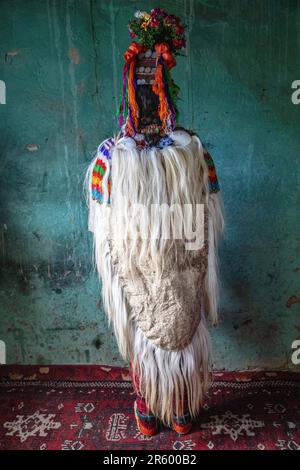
[204,150,220,193]
[91,139,220,205]
[91,138,114,204]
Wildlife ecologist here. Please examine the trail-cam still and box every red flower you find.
[130,31,136,38]
[176,24,184,34]
[164,16,174,26]
[172,38,184,48]
[151,7,167,18]
[150,18,160,28]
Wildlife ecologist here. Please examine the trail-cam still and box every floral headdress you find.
[118,8,186,139]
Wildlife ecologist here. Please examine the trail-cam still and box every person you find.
[85,8,224,436]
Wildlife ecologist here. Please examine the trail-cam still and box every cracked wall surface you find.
[0,0,300,369]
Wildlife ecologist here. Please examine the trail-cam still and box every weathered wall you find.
[0,0,299,369]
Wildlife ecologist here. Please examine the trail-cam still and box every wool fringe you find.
[204,192,225,325]
[132,319,211,425]
[84,135,223,424]
[86,197,213,425]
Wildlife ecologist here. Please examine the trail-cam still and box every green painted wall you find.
[0,0,299,369]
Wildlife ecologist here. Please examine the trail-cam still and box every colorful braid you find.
[152,60,172,130]
[204,150,220,193]
[126,60,139,135]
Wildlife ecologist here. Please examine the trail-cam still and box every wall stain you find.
[52,287,62,294]
[92,335,102,349]
[233,318,253,330]
[286,296,300,308]
[68,47,80,64]
[32,232,41,241]
[85,349,91,362]
[1,0,300,369]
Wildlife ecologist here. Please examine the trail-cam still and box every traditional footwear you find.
[172,412,193,435]
[134,401,159,436]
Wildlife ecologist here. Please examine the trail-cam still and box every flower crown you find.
[128,8,186,54]
[118,9,186,139]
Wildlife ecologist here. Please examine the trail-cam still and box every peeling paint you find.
[6,50,19,57]
[0,0,300,369]
[5,50,20,64]
[68,47,80,64]
[286,296,300,309]
[26,144,39,152]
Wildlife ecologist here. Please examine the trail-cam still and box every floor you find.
[0,365,299,450]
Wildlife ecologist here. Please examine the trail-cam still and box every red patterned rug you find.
[0,365,299,450]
